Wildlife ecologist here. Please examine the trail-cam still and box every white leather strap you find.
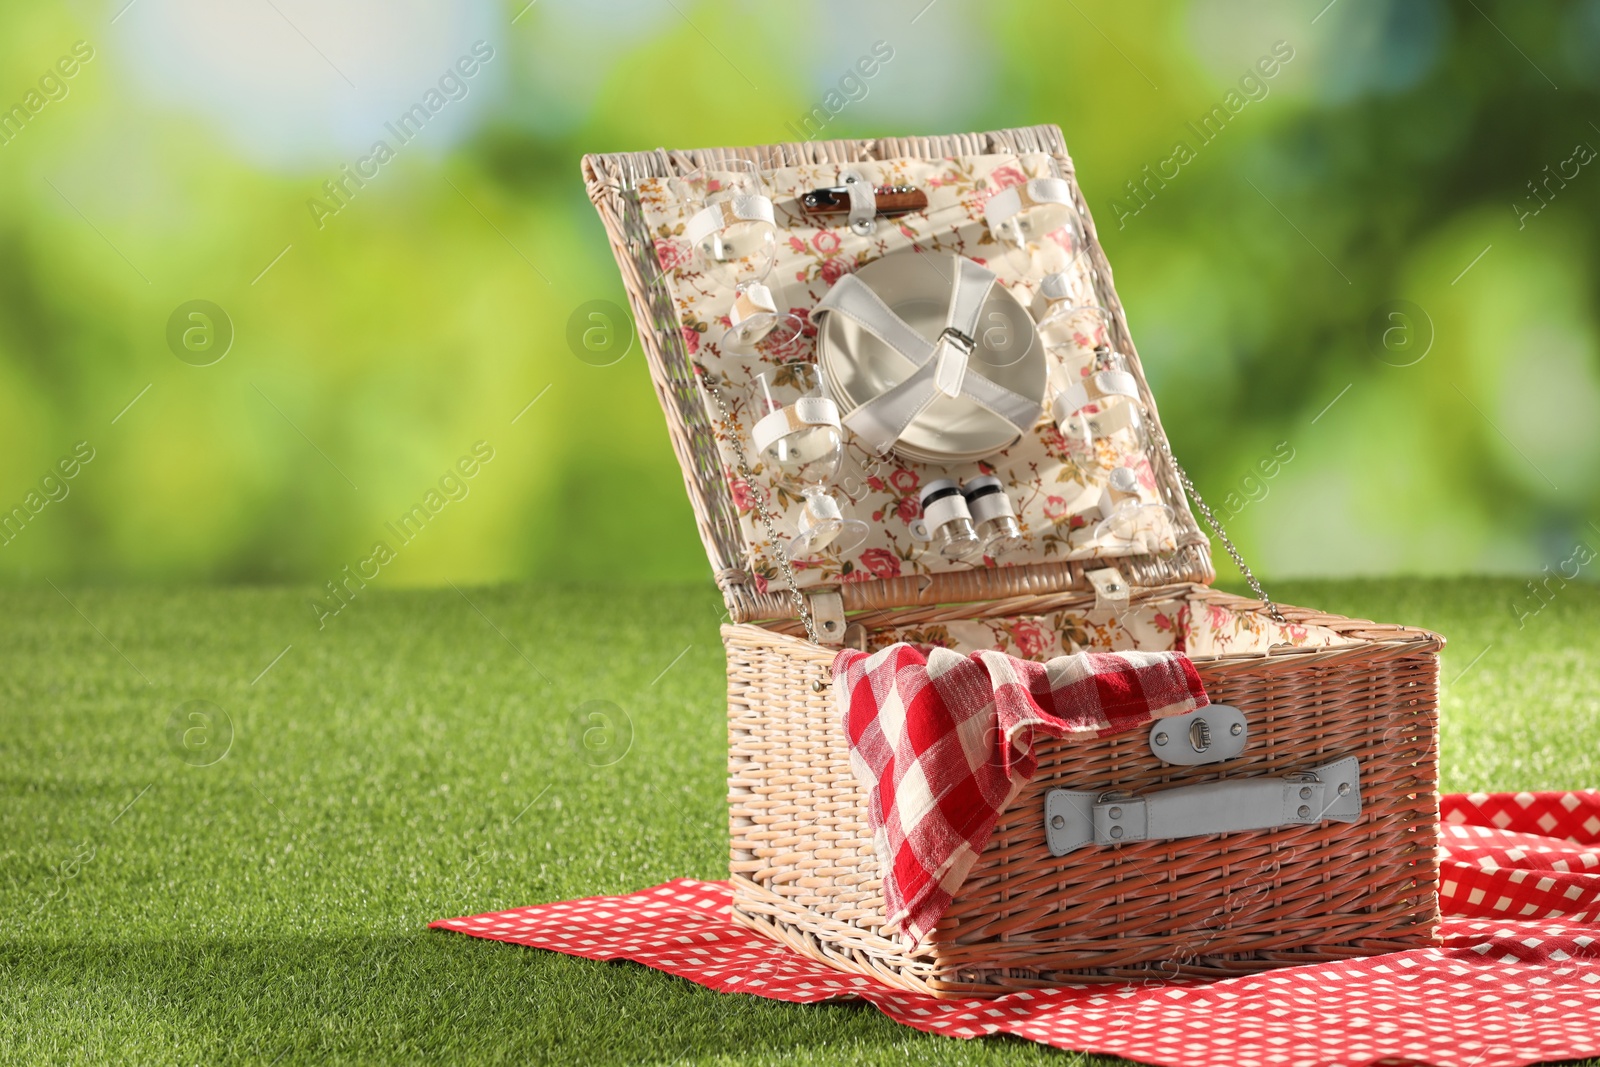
[1051,369,1140,422]
[1085,565,1130,612]
[1064,397,1142,439]
[730,284,777,326]
[921,491,970,530]
[751,396,841,455]
[813,258,1042,455]
[983,177,1073,231]
[683,194,775,245]
[1098,468,1143,519]
[840,168,876,236]
[1045,757,1363,856]
[931,259,993,397]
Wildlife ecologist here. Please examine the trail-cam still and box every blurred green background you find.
[2,0,1598,589]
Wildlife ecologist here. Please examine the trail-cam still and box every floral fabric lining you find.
[863,598,1356,661]
[635,152,1183,595]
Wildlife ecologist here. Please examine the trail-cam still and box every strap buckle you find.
[936,325,977,354]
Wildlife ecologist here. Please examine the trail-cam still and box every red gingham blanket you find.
[832,643,1209,943]
[434,790,1600,1067]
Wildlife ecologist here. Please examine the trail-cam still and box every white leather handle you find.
[1044,757,1362,856]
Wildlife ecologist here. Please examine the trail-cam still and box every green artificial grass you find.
[2,579,1597,1065]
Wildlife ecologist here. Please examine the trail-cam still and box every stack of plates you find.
[817,251,1045,465]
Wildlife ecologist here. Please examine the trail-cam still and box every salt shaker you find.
[912,479,982,559]
[962,476,1025,559]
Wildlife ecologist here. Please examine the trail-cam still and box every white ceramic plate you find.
[819,251,1045,463]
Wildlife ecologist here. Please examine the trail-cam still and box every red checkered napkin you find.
[832,643,1209,944]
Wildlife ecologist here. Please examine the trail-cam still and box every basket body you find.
[726,586,1441,997]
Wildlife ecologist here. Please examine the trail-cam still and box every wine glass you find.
[1033,278,1113,362]
[1094,465,1177,557]
[747,363,869,560]
[676,161,795,350]
[1048,345,1175,556]
[984,160,1089,278]
[724,285,805,355]
[1049,345,1150,470]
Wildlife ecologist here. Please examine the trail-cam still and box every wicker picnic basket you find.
[581,124,1442,998]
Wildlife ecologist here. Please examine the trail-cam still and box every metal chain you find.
[697,371,824,649]
[1156,436,1286,624]
[1068,165,1285,625]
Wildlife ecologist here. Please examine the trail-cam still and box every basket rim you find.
[722,583,1446,662]
[582,125,1217,625]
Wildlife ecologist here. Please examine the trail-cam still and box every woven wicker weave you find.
[582,125,1442,998]
[724,584,1441,995]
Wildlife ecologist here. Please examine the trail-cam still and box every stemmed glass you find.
[984,159,1090,278]
[1033,271,1112,360]
[1047,346,1176,556]
[1092,465,1176,556]
[1049,346,1149,466]
[678,161,803,353]
[747,363,868,560]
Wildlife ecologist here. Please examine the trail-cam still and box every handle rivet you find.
[1109,825,1124,839]
[1337,782,1351,797]
[1299,786,1313,800]
[1297,805,1311,819]
[1230,722,1244,736]
[1154,732,1168,746]
[1108,806,1123,819]
[1050,815,1065,830]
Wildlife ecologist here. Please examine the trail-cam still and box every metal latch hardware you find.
[1149,704,1247,765]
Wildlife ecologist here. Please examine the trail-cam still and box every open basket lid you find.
[581,125,1219,628]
